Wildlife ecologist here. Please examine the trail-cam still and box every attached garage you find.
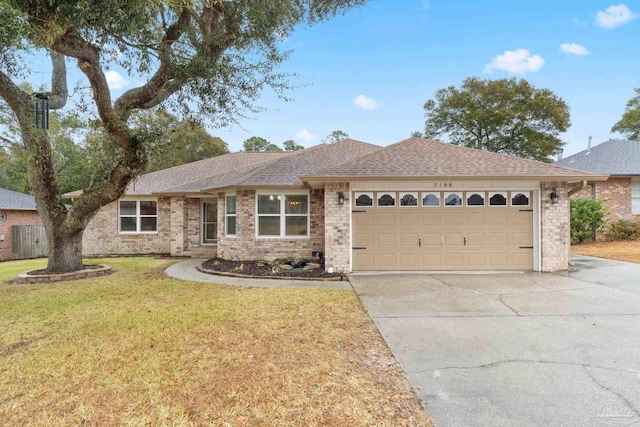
[352,190,535,271]
[302,137,608,273]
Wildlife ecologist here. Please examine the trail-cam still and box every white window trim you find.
[632,181,640,214]
[353,192,374,208]
[118,199,158,234]
[399,192,419,207]
[376,192,396,208]
[466,192,486,207]
[225,193,237,238]
[511,191,531,207]
[201,199,217,245]
[421,192,441,207]
[0,210,5,224]
[255,191,310,239]
[488,192,508,207]
[444,192,463,207]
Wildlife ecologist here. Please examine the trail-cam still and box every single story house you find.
[71,138,606,272]
[0,188,44,261]
[556,139,640,222]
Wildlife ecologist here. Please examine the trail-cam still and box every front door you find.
[202,200,217,244]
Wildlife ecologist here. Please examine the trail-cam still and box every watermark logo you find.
[584,393,640,426]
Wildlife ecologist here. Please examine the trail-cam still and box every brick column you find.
[324,182,350,273]
[540,182,569,271]
[170,196,187,256]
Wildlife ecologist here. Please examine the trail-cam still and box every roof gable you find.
[555,139,640,175]
[305,137,606,180]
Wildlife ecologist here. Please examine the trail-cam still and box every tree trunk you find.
[46,228,85,273]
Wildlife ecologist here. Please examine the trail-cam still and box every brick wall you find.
[540,182,570,272]
[323,182,350,273]
[82,197,171,256]
[216,189,325,261]
[0,209,42,261]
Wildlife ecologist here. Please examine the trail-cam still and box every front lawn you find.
[0,257,430,426]
[572,240,640,264]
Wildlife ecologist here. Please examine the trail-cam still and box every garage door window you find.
[511,192,530,206]
[467,192,485,206]
[444,192,463,207]
[422,192,440,207]
[354,193,373,207]
[489,192,507,206]
[400,192,418,207]
[377,193,396,207]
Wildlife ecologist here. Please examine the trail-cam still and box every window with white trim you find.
[444,192,463,207]
[377,192,396,207]
[226,195,236,236]
[511,192,530,206]
[466,192,485,206]
[119,200,157,233]
[489,192,507,206]
[257,193,308,237]
[422,192,440,207]
[632,181,640,214]
[354,192,373,207]
[400,192,418,207]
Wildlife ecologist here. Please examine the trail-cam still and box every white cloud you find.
[353,94,379,110]
[560,43,590,56]
[596,4,637,29]
[484,49,545,75]
[105,70,130,89]
[295,129,316,142]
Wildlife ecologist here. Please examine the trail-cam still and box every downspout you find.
[568,180,588,197]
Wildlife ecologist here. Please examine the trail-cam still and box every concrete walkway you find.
[164,258,352,290]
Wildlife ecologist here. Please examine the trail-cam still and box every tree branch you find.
[47,51,68,109]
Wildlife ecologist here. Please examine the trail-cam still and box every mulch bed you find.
[201,257,342,279]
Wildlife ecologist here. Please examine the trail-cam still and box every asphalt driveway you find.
[350,256,640,427]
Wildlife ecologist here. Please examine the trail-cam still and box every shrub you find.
[606,219,640,241]
[570,198,608,244]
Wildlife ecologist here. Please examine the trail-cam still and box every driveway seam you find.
[372,313,640,318]
[405,360,640,376]
[498,293,520,316]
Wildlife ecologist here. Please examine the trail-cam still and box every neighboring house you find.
[69,138,606,272]
[556,139,640,222]
[0,188,44,261]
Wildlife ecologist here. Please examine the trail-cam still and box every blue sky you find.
[28,1,640,157]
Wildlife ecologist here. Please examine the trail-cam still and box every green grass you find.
[0,257,431,426]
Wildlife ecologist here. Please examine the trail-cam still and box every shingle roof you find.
[0,188,37,210]
[555,139,640,175]
[194,139,383,192]
[304,137,606,180]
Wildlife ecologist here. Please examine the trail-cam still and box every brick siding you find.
[0,209,42,261]
[540,182,570,272]
[216,189,325,261]
[82,197,171,256]
[323,182,350,273]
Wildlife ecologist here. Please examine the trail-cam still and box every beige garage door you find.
[352,191,534,271]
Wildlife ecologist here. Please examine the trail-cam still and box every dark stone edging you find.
[195,264,345,282]
[17,265,113,284]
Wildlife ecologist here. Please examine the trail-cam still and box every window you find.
[400,192,418,207]
[377,193,396,207]
[0,210,5,224]
[119,200,157,233]
[257,193,308,237]
[467,192,485,206]
[633,181,640,214]
[354,193,373,207]
[511,192,530,206]
[422,193,440,207]
[225,195,236,236]
[489,192,507,206]
[202,201,217,243]
[444,192,463,207]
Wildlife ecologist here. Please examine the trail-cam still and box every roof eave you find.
[302,174,610,182]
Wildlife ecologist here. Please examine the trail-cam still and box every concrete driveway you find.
[350,256,640,427]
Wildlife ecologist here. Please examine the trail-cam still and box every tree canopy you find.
[322,130,349,143]
[0,0,368,273]
[242,136,282,152]
[612,87,640,139]
[282,139,304,151]
[423,77,570,162]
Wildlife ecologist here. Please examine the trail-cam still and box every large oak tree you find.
[423,77,570,162]
[612,87,640,139]
[0,0,367,273]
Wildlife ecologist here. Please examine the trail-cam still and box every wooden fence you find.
[12,225,48,260]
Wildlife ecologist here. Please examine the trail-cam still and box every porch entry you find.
[201,200,217,245]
